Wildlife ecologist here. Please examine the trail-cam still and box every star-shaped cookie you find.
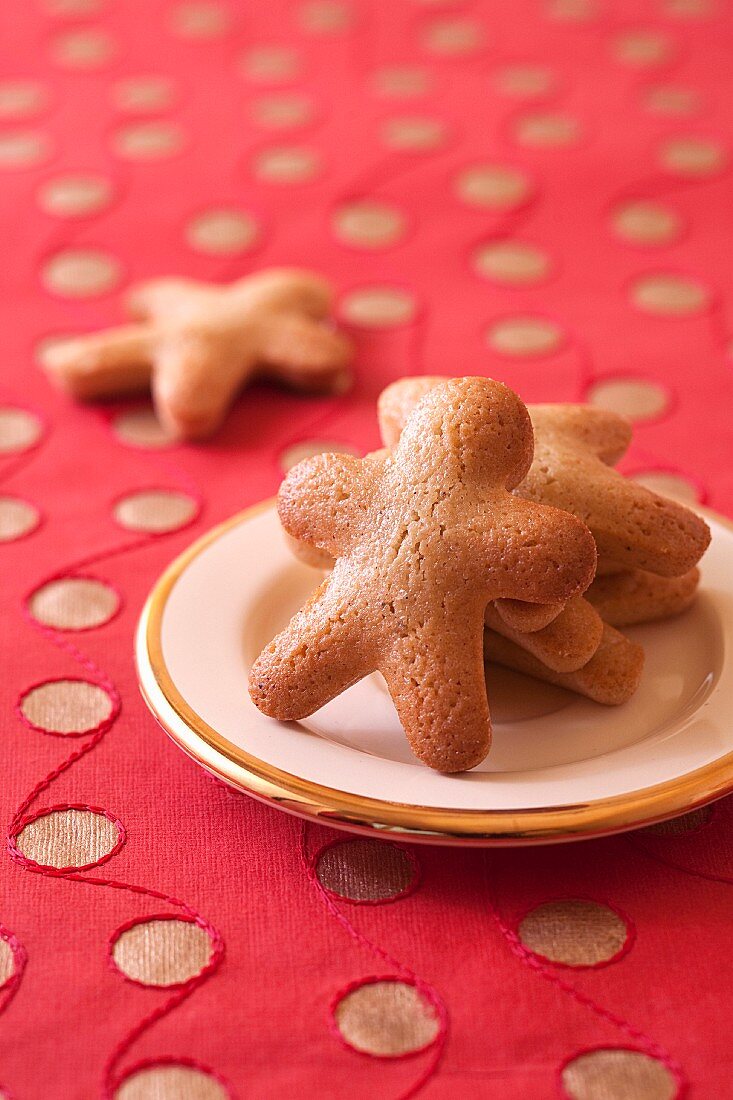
[249,377,597,772]
[41,268,353,440]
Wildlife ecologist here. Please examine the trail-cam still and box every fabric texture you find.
[1,0,732,1097]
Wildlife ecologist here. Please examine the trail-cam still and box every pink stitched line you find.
[626,835,733,887]
[0,925,28,1018]
[6,464,229,1094]
[484,863,686,1097]
[300,822,447,1100]
[112,1056,233,1098]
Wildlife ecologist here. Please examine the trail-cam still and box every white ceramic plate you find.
[136,501,733,845]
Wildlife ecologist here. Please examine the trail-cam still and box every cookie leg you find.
[494,598,564,633]
[383,630,491,773]
[152,337,246,440]
[486,596,603,673]
[249,583,373,720]
[485,623,644,705]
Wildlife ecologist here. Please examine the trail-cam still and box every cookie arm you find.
[463,502,597,604]
[278,452,371,558]
[256,314,353,394]
[248,580,373,719]
[41,326,153,399]
[530,405,632,465]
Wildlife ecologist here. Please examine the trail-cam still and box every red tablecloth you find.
[2,1,733,1097]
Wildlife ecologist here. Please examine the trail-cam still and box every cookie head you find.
[396,376,534,491]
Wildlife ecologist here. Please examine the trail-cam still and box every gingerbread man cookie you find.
[250,377,597,772]
[42,268,353,440]
[378,378,710,577]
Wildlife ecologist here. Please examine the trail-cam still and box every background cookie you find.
[587,568,700,626]
[485,623,644,706]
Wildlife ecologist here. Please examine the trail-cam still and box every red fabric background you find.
[1,0,733,1097]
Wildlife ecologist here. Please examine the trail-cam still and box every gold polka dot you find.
[372,66,431,97]
[0,408,43,454]
[0,497,39,541]
[316,840,416,901]
[20,679,114,734]
[113,120,185,160]
[562,1049,677,1100]
[382,116,446,151]
[299,0,352,33]
[644,85,700,115]
[514,112,580,147]
[29,577,119,630]
[170,1,230,38]
[630,470,700,503]
[239,46,301,84]
[15,808,121,869]
[253,146,321,183]
[113,489,198,533]
[631,273,709,315]
[0,131,51,169]
[333,200,405,249]
[42,248,121,298]
[518,900,628,966]
[251,93,313,130]
[546,0,599,20]
[422,18,485,55]
[115,1065,228,1100]
[494,65,555,98]
[612,201,681,246]
[660,136,725,176]
[111,918,213,986]
[43,0,103,13]
[340,286,417,328]
[454,164,532,210]
[334,980,440,1056]
[112,76,175,113]
[186,208,259,254]
[0,937,14,987]
[612,30,673,67]
[487,316,563,357]
[664,0,714,16]
[280,439,358,473]
[113,407,175,449]
[52,28,114,69]
[38,174,113,217]
[588,378,668,421]
[473,241,550,285]
[0,81,47,120]
[643,805,712,835]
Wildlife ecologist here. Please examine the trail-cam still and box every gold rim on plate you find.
[136,501,733,845]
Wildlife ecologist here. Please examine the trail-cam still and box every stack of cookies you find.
[249,376,710,773]
[377,377,710,709]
